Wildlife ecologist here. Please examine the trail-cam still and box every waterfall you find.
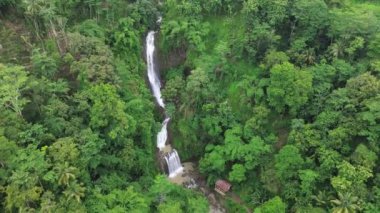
[165,150,184,178]
[146,24,183,178]
[146,31,165,108]
[157,117,170,149]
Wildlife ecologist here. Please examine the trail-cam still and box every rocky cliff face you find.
[156,33,187,73]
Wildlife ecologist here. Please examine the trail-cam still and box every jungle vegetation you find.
[1,0,380,212]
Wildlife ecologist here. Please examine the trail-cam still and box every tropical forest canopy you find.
[0,0,380,212]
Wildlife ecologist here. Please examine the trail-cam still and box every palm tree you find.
[23,0,50,45]
[55,164,77,186]
[312,191,331,208]
[303,48,316,65]
[330,192,361,213]
[328,40,345,59]
[63,181,86,203]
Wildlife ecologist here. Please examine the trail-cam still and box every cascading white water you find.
[146,31,165,108]
[157,17,162,24]
[157,117,170,149]
[146,26,183,178]
[165,149,184,178]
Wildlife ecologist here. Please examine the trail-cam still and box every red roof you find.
[215,180,232,192]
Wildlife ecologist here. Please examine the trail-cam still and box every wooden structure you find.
[214,179,232,196]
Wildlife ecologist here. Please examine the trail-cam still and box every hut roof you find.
[215,179,231,193]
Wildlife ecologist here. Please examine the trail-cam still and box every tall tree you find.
[267,62,313,114]
[0,64,29,117]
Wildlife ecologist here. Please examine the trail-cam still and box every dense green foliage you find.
[1,0,380,212]
[159,0,380,212]
[0,1,207,212]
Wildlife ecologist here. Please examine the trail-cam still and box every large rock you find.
[208,193,217,205]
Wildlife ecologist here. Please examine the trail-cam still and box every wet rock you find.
[208,193,217,205]
[210,206,226,213]
[200,187,208,195]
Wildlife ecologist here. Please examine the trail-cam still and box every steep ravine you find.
[145,17,226,213]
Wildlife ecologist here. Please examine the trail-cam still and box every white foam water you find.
[146,25,183,178]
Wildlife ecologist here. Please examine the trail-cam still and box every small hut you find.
[214,179,231,196]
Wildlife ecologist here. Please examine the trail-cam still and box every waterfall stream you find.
[165,149,184,178]
[146,28,183,178]
[145,16,225,213]
[146,31,165,108]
